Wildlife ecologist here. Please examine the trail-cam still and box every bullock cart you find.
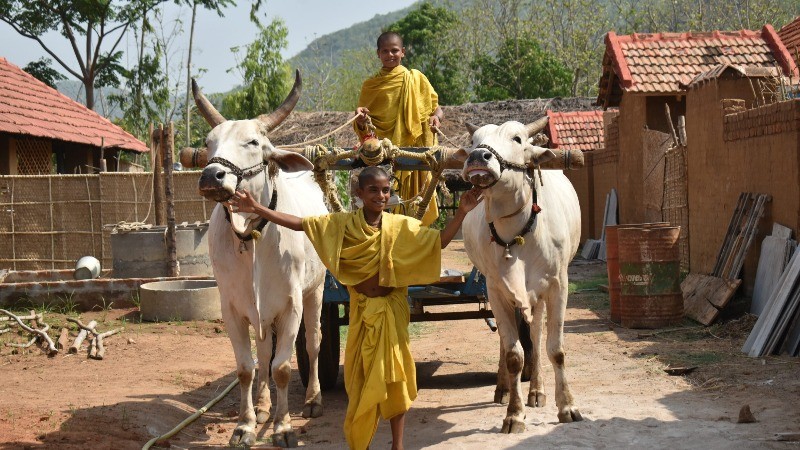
[180,130,584,390]
[280,136,581,390]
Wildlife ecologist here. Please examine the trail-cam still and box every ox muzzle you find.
[198,157,267,203]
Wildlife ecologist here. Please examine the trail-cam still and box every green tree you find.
[0,0,165,110]
[22,57,66,88]
[221,17,291,120]
[473,34,572,100]
[533,0,609,96]
[109,41,168,142]
[183,0,235,147]
[386,3,469,105]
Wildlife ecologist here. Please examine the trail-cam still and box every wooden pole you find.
[164,122,179,277]
[152,124,166,225]
[69,319,97,354]
[57,327,69,351]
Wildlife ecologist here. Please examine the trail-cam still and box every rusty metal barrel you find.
[617,225,683,329]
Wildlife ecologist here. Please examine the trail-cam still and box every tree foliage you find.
[386,3,469,105]
[109,41,169,142]
[221,17,291,120]
[22,58,66,88]
[473,33,572,100]
[0,0,165,110]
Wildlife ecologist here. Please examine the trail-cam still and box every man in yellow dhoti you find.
[229,167,481,450]
[354,31,443,226]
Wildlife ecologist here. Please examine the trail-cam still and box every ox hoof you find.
[229,427,256,447]
[501,416,526,433]
[494,389,509,404]
[256,407,271,424]
[557,407,583,423]
[302,403,323,419]
[527,391,547,408]
[272,430,299,448]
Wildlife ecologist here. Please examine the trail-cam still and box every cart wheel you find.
[296,302,341,391]
[517,312,533,383]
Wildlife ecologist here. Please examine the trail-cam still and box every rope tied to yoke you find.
[280,113,450,221]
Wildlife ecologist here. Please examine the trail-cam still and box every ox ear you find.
[525,145,557,167]
[451,148,468,162]
[269,148,314,172]
[465,122,480,135]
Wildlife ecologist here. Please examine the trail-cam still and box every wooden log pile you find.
[66,318,123,360]
[682,192,770,325]
[0,310,123,359]
[0,309,58,356]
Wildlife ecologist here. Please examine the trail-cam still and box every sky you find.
[0,0,418,94]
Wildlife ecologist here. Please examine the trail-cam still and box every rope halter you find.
[472,144,542,259]
[207,156,267,191]
[473,144,529,189]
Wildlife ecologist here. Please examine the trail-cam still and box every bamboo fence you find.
[0,172,214,270]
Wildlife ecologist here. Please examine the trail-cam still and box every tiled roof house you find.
[0,57,147,175]
[545,110,605,153]
[597,25,798,108]
[592,25,799,227]
[544,109,614,242]
[778,16,800,69]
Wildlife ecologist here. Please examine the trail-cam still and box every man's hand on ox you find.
[228,189,259,214]
[457,187,483,215]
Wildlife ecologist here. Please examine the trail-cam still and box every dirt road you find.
[0,253,798,449]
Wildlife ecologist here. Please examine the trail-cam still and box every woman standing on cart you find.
[229,167,481,450]
[354,31,444,227]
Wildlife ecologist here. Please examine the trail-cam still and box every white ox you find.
[192,72,327,447]
[456,118,583,432]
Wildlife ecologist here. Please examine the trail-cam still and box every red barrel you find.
[617,226,683,329]
[605,225,621,323]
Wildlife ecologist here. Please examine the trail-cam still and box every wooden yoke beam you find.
[178,140,584,217]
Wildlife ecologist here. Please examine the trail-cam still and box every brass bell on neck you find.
[503,245,512,260]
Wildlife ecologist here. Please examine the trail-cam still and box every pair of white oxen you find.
[192,72,583,447]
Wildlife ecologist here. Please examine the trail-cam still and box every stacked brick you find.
[723,99,800,141]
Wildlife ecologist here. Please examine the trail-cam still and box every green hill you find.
[287,7,414,70]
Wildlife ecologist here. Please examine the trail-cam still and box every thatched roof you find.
[269,97,599,150]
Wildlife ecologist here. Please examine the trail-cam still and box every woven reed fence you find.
[0,172,215,270]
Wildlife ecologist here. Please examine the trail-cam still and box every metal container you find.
[74,256,101,280]
[110,223,212,278]
[139,279,220,322]
[618,225,682,329]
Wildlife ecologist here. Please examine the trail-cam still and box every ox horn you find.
[525,116,549,137]
[465,122,480,135]
[191,78,226,128]
[257,69,302,132]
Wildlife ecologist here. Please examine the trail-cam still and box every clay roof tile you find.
[0,57,146,153]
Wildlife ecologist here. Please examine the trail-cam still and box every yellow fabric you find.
[301,209,442,288]
[301,208,442,449]
[343,287,415,450]
[356,65,440,226]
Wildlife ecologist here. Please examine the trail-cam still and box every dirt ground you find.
[1,242,799,449]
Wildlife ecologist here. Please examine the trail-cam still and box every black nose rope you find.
[207,156,267,191]
[471,144,529,189]
[469,144,542,259]
[207,156,275,251]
